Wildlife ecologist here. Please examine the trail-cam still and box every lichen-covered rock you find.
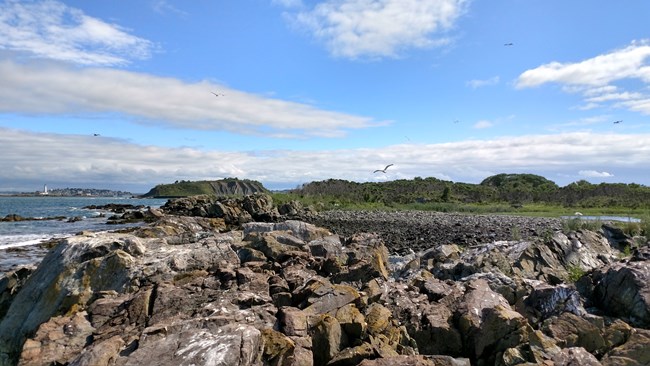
[261,328,296,366]
[312,314,346,366]
[601,328,650,365]
[542,313,607,356]
[551,347,602,366]
[18,311,95,366]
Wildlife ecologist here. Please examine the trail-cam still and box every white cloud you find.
[289,0,469,59]
[272,0,303,8]
[473,120,493,129]
[579,170,614,178]
[0,0,153,65]
[152,0,189,17]
[2,128,648,192]
[516,40,650,88]
[516,40,650,115]
[0,59,383,138]
[467,76,499,89]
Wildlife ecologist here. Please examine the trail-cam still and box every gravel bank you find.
[308,210,563,255]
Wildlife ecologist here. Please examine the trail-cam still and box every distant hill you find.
[141,178,268,198]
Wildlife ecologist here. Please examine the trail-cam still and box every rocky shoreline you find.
[0,194,648,365]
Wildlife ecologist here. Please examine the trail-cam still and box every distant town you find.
[2,185,135,197]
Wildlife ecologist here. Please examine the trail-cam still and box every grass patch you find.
[566,265,586,283]
[562,218,603,232]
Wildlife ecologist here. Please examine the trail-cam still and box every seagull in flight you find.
[613,120,622,124]
[504,42,514,46]
[211,92,225,97]
[373,164,393,173]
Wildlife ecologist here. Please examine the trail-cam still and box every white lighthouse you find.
[41,184,48,195]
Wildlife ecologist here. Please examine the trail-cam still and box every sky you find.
[1,0,649,193]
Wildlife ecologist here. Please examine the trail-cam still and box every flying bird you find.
[504,42,514,46]
[613,120,622,124]
[93,133,100,136]
[211,92,225,97]
[373,164,394,173]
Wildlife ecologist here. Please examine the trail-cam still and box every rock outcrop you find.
[1,194,649,365]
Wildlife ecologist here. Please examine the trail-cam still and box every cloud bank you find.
[0,59,383,138]
[2,128,647,192]
[0,0,153,66]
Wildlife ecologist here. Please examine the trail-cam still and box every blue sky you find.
[1,0,649,193]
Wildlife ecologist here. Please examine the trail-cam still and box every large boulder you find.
[588,261,650,328]
[125,323,263,366]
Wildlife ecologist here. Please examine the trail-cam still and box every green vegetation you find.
[142,178,267,198]
[562,218,603,232]
[566,265,586,283]
[278,174,650,219]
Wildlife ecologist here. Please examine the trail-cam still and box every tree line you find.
[291,174,650,208]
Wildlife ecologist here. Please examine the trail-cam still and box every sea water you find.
[560,215,641,223]
[0,196,167,271]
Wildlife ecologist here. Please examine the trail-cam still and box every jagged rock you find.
[246,231,309,262]
[552,347,602,365]
[602,224,636,252]
[3,207,649,366]
[278,307,309,337]
[0,235,137,364]
[358,355,470,366]
[242,193,280,222]
[299,279,360,315]
[515,230,615,283]
[336,304,367,339]
[68,335,124,366]
[333,233,390,283]
[601,328,650,365]
[602,318,633,350]
[328,342,375,366]
[0,266,34,320]
[261,328,296,366]
[365,303,392,336]
[125,323,263,366]
[589,261,650,328]
[542,313,607,356]
[312,314,346,366]
[278,200,317,221]
[521,283,586,324]
[456,279,529,364]
[18,311,95,366]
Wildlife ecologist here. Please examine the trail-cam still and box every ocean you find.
[0,196,168,272]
